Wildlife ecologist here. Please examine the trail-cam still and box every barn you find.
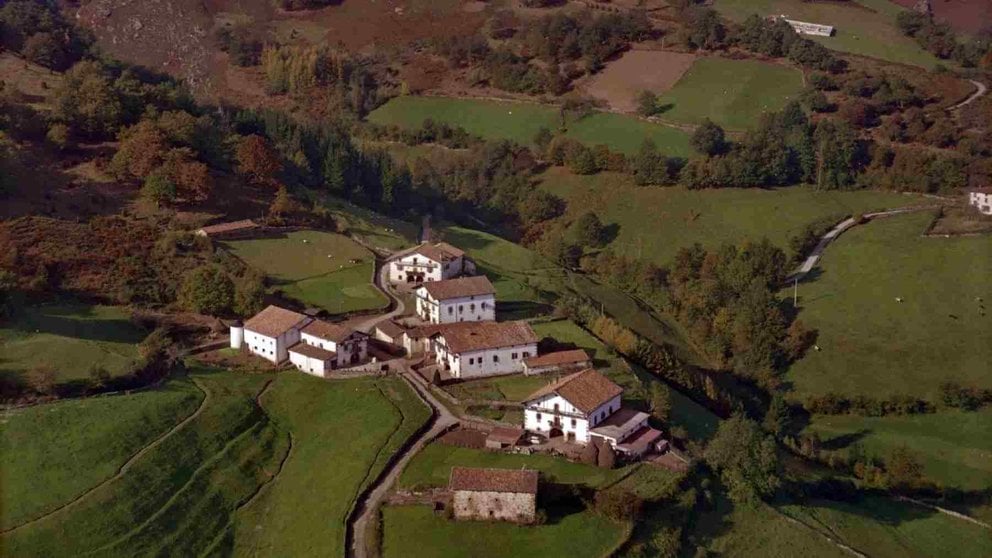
[449,467,538,523]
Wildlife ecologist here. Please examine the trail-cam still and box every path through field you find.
[950,80,987,111]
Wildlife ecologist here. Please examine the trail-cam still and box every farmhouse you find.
[288,320,369,376]
[388,242,476,284]
[775,15,835,36]
[429,321,538,379]
[238,305,312,364]
[522,369,665,456]
[522,349,593,376]
[416,275,496,324]
[449,467,538,523]
[968,189,992,215]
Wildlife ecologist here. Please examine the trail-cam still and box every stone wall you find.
[452,490,536,523]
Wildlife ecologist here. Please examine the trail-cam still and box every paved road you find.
[787,206,937,284]
[353,264,407,334]
[348,367,458,558]
[950,79,987,111]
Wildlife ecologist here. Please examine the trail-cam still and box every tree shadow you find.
[820,429,873,451]
[655,103,674,115]
[497,300,553,321]
[601,223,621,245]
[5,306,147,344]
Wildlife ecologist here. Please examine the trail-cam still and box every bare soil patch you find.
[891,0,992,35]
[581,49,697,112]
[927,206,992,236]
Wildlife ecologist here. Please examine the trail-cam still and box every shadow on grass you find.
[4,307,146,345]
[498,301,553,321]
[820,429,872,451]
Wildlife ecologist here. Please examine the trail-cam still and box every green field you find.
[805,409,992,491]
[368,96,692,156]
[382,505,628,558]
[222,230,388,314]
[0,365,429,556]
[656,57,804,130]
[714,0,940,68]
[0,302,148,385]
[786,212,991,401]
[539,167,924,266]
[0,379,203,529]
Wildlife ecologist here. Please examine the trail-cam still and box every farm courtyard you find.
[222,230,388,315]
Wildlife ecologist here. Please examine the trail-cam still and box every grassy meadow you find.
[382,505,628,558]
[0,365,429,557]
[0,302,148,385]
[805,409,992,491]
[539,167,924,266]
[785,212,991,401]
[222,230,388,314]
[368,95,692,156]
[714,0,940,68]
[656,57,804,130]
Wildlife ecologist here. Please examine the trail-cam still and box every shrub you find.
[178,266,235,315]
[592,488,642,522]
[27,365,57,395]
[141,172,177,206]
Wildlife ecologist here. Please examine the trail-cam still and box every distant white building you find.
[242,306,313,364]
[522,369,664,457]
[416,275,496,324]
[289,319,369,376]
[429,320,538,379]
[388,242,475,284]
[968,189,992,215]
[776,15,834,37]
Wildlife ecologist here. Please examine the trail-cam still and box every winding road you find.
[950,79,987,111]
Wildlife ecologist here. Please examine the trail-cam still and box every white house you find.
[242,305,313,364]
[523,369,664,456]
[416,275,496,324]
[288,319,369,376]
[388,242,475,284]
[968,189,992,215]
[429,321,538,379]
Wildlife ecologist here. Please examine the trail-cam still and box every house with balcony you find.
[288,319,369,376]
[416,275,496,324]
[522,369,665,457]
[387,242,476,284]
[428,320,538,379]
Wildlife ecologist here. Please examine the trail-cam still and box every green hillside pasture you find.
[539,167,923,266]
[805,409,992,491]
[382,505,628,558]
[0,302,147,384]
[0,379,203,529]
[691,500,848,557]
[399,443,629,490]
[222,230,387,314]
[781,495,992,558]
[656,57,804,130]
[367,96,691,156]
[714,0,940,69]
[786,212,992,401]
[229,374,430,556]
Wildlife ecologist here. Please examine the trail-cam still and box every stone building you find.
[449,467,538,523]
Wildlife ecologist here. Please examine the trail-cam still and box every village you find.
[214,230,683,527]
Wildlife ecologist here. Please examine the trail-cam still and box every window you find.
[536,412,542,421]
[470,303,475,311]
[511,352,518,359]
[468,357,474,365]
[458,305,463,312]
[413,257,419,264]
[571,419,577,427]
[448,307,453,315]
[522,351,531,358]
[493,355,499,363]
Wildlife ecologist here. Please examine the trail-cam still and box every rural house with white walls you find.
[238,305,313,364]
[429,320,538,379]
[289,320,370,376]
[387,242,476,284]
[416,275,496,324]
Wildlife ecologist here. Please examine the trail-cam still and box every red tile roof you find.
[302,320,363,343]
[244,305,310,338]
[416,242,465,263]
[432,321,537,353]
[419,275,495,300]
[197,219,258,236]
[449,467,538,494]
[486,426,524,445]
[617,426,664,453]
[375,320,406,339]
[523,369,623,414]
[523,349,591,368]
[288,342,335,360]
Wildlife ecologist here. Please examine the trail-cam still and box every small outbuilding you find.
[485,426,524,449]
[449,467,538,523]
[522,349,593,376]
[196,219,259,238]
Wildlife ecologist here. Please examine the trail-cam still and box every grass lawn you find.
[1,366,429,557]
[0,302,147,384]
[539,167,924,267]
[781,495,992,558]
[382,505,628,558]
[0,378,203,529]
[805,409,992,491]
[691,500,848,557]
[446,374,550,403]
[714,0,940,69]
[399,443,630,490]
[785,212,992,401]
[367,96,692,156]
[656,57,804,130]
[222,230,388,314]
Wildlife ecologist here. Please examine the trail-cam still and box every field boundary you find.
[895,496,992,530]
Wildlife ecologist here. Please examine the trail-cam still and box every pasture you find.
[0,365,429,557]
[0,302,148,385]
[539,167,923,266]
[713,0,940,68]
[222,230,388,314]
[367,96,692,156]
[805,409,992,491]
[583,49,698,113]
[655,57,805,130]
[382,505,628,558]
[785,212,991,401]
